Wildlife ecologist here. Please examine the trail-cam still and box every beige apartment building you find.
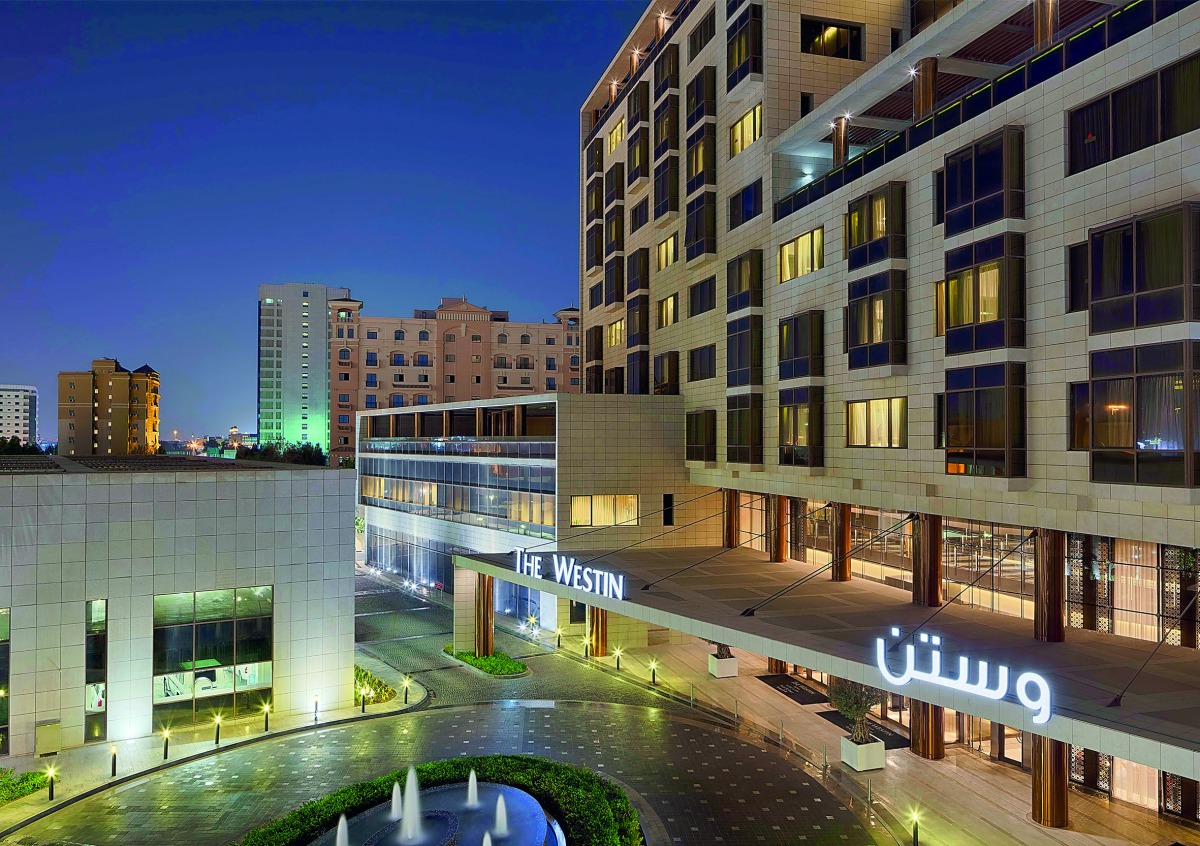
[0,386,37,445]
[327,297,580,465]
[58,358,160,456]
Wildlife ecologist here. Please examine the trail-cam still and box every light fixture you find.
[908,66,919,77]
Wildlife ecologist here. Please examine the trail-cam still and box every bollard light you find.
[360,687,368,714]
[314,694,319,723]
[110,745,117,778]
[556,628,562,649]
[162,729,170,760]
[214,715,221,746]
[583,638,590,659]
[46,767,56,801]
[263,703,270,732]
[911,811,920,846]
[649,658,658,686]
[403,676,411,705]
[613,648,623,671]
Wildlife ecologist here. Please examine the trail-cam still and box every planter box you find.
[840,735,885,772]
[708,655,739,678]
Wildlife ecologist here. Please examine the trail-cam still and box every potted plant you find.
[828,677,885,771]
[706,641,738,678]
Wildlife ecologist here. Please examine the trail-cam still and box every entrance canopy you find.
[455,546,1200,779]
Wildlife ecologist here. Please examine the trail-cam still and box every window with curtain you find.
[942,363,1026,477]
[846,397,906,448]
[779,227,824,283]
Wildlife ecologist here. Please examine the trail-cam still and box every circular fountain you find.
[311,767,563,846]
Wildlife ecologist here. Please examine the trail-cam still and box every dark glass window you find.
[604,258,624,306]
[585,224,603,270]
[626,350,650,395]
[688,344,717,381]
[726,5,763,91]
[689,276,716,317]
[604,163,624,207]
[603,366,626,394]
[685,192,717,260]
[586,138,603,178]
[685,124,716,194]
[726,249,763,312]
[653,156,680,219]
[627,248,650,294]
[943,126,1024,236]
[626,80,650,126]
[685,66,716,129]
[1069,382,1090,449]
[604,206,624,255]
[779,387,824,467]
[688,7,715,61]
[584,326,604,361]
[629,198,649,234]
[942,363,1026,477]
[653,95,679,160]
[585,177,603,222]
[779,310,824,379]
[588,283,603,310]
[846,271,907,369]
[1162,52,1200,140]
[727,393,764,464]
[626,294,650,347]
[845,182,906,270]
[727,315,763,387]
[686,409,717,461]
[653,351,680,395]
[728,179,762,230]
[654,43,679,100]
[934,168,945,225]
[1067,242,1089,314]
[800,17,863,59]
[627,128,650,183]
[943,233,1026,354]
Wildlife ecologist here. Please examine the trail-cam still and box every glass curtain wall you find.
[85,600,107,742]
[849,506,912,589]
[152,588,273,728]
[738,493,767,552]
[0,610,9,754]
[942,520,1035,618]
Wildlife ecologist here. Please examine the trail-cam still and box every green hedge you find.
[353,664,396,705]
[238,754,643,846]
[0,768,47,805]
[442,644,527,675]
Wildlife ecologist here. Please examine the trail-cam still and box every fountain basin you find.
[309,782,558,846]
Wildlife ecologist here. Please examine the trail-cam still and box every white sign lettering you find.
[513,551,625,600]
[876,627,1051,725]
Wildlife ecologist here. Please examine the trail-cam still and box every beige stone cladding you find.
[0,463,356,754]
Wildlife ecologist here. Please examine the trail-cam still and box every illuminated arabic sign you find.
[513,551,626,601]
[876,627,1051,725]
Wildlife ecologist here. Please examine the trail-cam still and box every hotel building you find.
[0,455,355,755]
[0,386,37,445]
[58,359,160,456]
[355,0,1200,833]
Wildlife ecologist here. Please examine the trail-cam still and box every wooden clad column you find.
[831,116,850,167]
[475,406,484,436]
[442,409,450,436]
[474,573,495,657]
[587,607,608,657]
[1034,0,1059,49]
[913,57,938,120]
[832,502,852,581]
[1034,528,1066,642]
[723,489,741,548]
[1032,735,1069,827]
[909,700,945,760]
[912,513,943,607]
[513,403,526,436]
[766,657,788,674]
[412,412,423,437]
[771,495,788,563]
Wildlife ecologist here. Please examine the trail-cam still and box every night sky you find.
[0,1,643,440]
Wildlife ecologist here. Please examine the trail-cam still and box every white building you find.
[0,455,355,755]
[0,386,37,445]
[257,283,351,452]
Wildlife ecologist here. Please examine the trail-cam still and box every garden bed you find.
[353,664,396,705]
[237,754,643,846]
[442,645,528,677]
[0,768,47,806]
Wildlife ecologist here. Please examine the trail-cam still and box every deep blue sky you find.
[0,1,643,440]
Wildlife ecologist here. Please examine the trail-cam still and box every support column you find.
[831,116,850,167]
[587,606,608,657]
[452,566,478,655]
[474,406,484,436]
[1034,0,1058,49]
[766,657,788,674]
[474,573,494,657]
[723,489,741,548]
[1034,528,1066,642]
[832,502,852,581]
[909,700,945,760]
[771,495,788,563]
[412,412,423,438]
[912,57,938,121]
[912,513,943,607]
[442,409,450,437]
[1032,735,1069,827]
[513,403,526,436]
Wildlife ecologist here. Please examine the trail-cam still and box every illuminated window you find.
[778,227,824,282]
[608,118,625,153]
[608,319,625,347]
[657,294,678,328]
[657,234,678,270]
[846,397,907,448]
[570,495,638,527]
[729,103,762,157]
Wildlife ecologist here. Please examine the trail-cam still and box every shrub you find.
[353,665,396,705]
[442,644,527,675]
[827,678,883,744]
[0,768,48,805]
[238,754,643,846]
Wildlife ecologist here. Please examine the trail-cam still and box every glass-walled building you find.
[0,456,355,754]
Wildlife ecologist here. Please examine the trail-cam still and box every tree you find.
[237,442,327,466]
[0,437,44,456]
[827,678,883,744]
